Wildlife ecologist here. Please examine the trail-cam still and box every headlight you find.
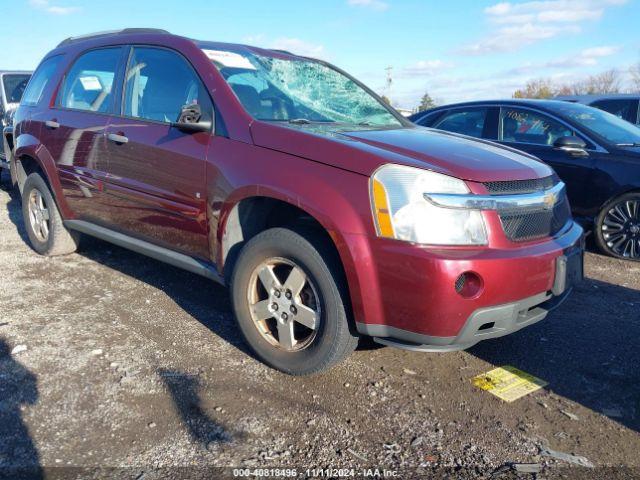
[370,164,487,245]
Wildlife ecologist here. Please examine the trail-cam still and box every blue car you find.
[411,99,640,260]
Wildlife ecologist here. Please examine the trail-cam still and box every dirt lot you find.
[1,170,639,479]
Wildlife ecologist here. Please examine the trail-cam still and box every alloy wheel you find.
[247,257,321,351]
[27,189,50,243]
[601,199,640,259]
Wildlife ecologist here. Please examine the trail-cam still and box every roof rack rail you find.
[270,49,295,56]
[57,28,170,48]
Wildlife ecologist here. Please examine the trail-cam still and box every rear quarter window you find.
[21,55,63,107]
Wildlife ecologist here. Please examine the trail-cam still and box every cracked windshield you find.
[203,48,402,127]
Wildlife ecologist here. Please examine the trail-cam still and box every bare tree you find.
[512,78,556,99]
[514,69,623,98]
[576,69,622,94]
[630,62,640,93]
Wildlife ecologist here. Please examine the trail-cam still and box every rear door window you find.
[500,107,572,146]
[433,108,488,138]
[57,48,122,114]
[590,98,639,124]
[21,56,62,107]
[123,47,212,124]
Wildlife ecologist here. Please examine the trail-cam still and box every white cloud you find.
[508,45,621,73]
[29,0,78,15]
[270,38,327,59]
[400,59,454,77]
[461,0,626,55]
[347,0,389,12]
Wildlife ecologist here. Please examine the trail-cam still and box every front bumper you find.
[353,221,584,350]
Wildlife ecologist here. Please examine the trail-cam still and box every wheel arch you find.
[217,188,371,326]
[14,135,72,218]
[596,186,640,224]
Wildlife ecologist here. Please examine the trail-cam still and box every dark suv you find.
[12,29,583,374]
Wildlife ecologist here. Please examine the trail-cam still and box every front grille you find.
[483,176,556,195]
[499,194,571,242]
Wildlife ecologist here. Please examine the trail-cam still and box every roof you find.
[555,93,640,103]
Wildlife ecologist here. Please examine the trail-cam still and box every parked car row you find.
[0,70,31,169]
[410,100,640,260]
[0,28,602,375]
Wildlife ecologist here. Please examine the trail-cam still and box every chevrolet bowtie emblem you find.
[543,191,557,210]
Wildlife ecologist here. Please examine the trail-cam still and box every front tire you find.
[595,193,640,261]
[22,172,79,256]
[230,227,358,375]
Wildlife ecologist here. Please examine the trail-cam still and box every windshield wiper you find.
[617,142,640,147]
[288,118,312,124]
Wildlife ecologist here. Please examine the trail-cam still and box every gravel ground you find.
[1,170,639,479]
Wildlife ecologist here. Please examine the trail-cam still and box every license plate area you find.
[552,250,583,296]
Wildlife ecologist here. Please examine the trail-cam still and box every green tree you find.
[417,92,436,112]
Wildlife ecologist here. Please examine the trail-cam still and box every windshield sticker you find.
[202,50,256,70]
[79,76,102,91]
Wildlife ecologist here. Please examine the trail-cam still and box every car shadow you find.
[78,235,257,359]
[158,369,233,448]
[468,276,640,433]
[0,338,42,479]
[1,173,29,245]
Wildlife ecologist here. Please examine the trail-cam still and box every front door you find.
[102,46,212,259]
[497,106,597,218]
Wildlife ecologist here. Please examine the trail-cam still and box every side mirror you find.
[553,136,588,157]
[171,103,212,133]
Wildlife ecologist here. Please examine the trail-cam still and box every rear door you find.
[102,46,212,259]
[47,47,125,221]
[497,106,597,216]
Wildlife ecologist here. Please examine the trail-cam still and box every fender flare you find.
[14,134,73,218]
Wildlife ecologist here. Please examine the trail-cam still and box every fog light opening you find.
[455,271,483,299]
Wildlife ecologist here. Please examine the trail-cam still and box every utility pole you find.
[385,66,393,105]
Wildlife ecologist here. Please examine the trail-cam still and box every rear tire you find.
[230,227,358,375]
[595,193,640,261]
[22,173,79,256]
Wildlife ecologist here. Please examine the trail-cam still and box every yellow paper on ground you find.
[472,365,548,402]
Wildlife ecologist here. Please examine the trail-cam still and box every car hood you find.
[250,122,553,182]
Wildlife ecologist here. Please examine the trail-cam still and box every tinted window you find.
[500,108,572,146]
[590,99,639,124]
[414,110,445,126]
[3,74,31,104]
[58,48,121,113]
[124,47,212,124]
[21,56,62,107]
[433,108,487,138]
[547,102,640,146]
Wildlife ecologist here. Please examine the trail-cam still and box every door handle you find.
[45,120,59,129]
[107,133,129,144]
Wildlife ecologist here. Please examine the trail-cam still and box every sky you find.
[2,0,639,109]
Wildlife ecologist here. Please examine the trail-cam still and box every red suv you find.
[12,29,583,375]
